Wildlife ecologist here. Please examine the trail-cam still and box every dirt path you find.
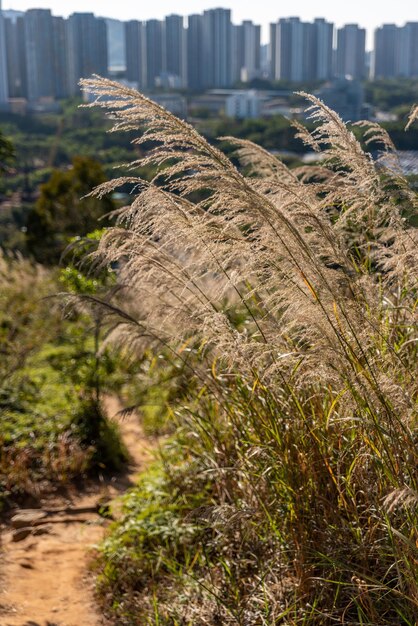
[0,397,153,626]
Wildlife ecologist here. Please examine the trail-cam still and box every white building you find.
[225,90,261,119]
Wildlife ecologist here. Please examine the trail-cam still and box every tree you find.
[0,130,15,174]
[26,156,114,264]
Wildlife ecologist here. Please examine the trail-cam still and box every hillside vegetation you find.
[0,252,127,508]
[72,79,417,625]
[0,81,417,624]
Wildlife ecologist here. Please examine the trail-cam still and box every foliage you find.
[0,104,134,172]
[203,115,308,153]
[202,113,418,156]
[0,253,57,385]
[0,105,138,255]
[122,351,198,437]
[2,87,418,256]
[0,129,15,173]
[364,78,418,112]
[0,253,126,505]
[80,78,417,625]
[97,460,206,623]
[26,156,115,264]
[99,371,418,625]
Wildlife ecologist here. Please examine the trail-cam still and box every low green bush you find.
[0,254,127,505]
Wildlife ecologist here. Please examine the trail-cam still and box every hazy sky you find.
[4,0,418,46]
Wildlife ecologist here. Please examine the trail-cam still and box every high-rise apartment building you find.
[372,24,399,78]
[313,18,333,80]
[5,9,67,101]
[233,20,261,83]
[165,15,186,87]
[125,20,146,88]
[187,14,204,90]
[0,0,8,104]
[271,18,306,82]
[202,8,232,88]
[67,13,108,96]
[336,24,366,79]
[4,15,26,98]
[24,9,55,101]
[52,17,70,99]
[145,19,164,88]
[270,17,333,82]
[231,24,242,84]
[398,22,418,77]
[106,19,126,71]
[373,22,418,79]
[2,8,417,103]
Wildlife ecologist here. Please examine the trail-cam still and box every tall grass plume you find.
[81,77,417,625]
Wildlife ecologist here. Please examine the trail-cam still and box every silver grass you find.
[383,486,418,513]
[78,77,417,424]
[405,104,418,131]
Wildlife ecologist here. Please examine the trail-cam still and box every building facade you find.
[372,24,399,78]
[24,9,55,101]
[4,15,26,98]
[0,0,8,105]
[165,15,187,88]
[52,17,70,99]
[398,22,418,77]
[336,24,366,79]
[202,9,232,88]
[187,14,204,90]
[106,18,126,71]
[234,20,261,83]
[67,13,108,96]
[145,19,164,88]
[225,90,261,118]
[313,18,333,80]
[125,20,146,88]
[270,17,333,82]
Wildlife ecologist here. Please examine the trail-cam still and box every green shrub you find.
[0,254,127,503]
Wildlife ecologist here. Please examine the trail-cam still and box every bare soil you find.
[0,397,153,626]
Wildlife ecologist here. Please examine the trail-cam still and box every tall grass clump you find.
[81,78,417,625]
